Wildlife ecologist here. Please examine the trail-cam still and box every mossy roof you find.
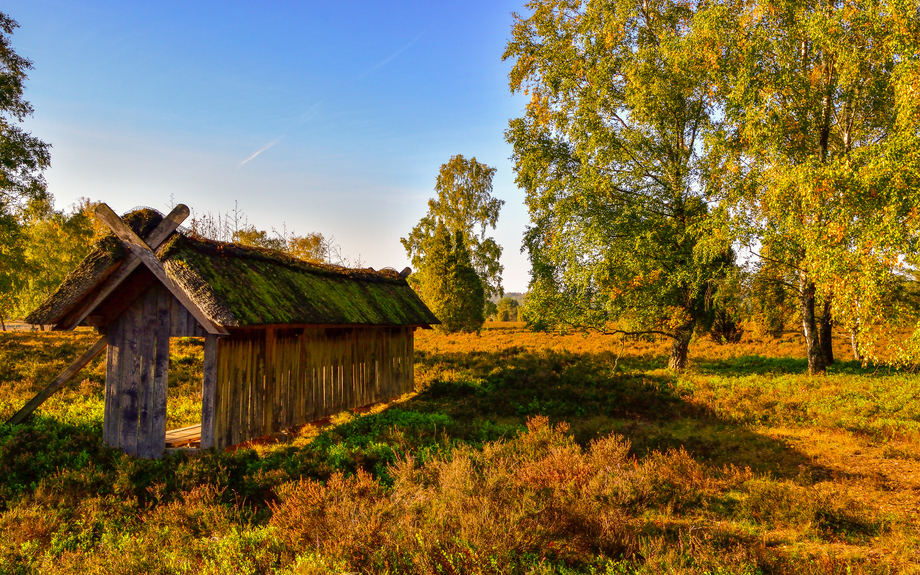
[27,209,439,329]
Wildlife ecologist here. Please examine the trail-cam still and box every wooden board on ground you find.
[165,424,202,448]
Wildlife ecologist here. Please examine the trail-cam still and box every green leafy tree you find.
[402,155,504,299]
[420,223,486,333]
[286,233,326,263]
[504,0,733,370]
[0,208,24,329]
[232,225,286,251]
[496,296,520,322]
[701,0,920,372]
[0,12,50,211]
[0,12,51,325]
[450,232,487,332]
[16,198,96,320]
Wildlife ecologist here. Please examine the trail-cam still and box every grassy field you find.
[0,325,918,574]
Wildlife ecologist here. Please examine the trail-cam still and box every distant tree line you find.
[493,296,522,322]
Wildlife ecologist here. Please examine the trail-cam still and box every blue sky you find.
[7,0,532,292]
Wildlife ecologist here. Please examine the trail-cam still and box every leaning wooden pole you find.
[6,336,108,425]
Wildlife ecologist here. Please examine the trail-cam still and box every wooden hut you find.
[16,203,438,458]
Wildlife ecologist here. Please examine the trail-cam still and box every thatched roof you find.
[26,209,439,329]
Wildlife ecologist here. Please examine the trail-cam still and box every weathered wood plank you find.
[314,331,324,421]
[169,292,180,336]
[363,331,371,404]
[333,336,342,416]
[7,336,109,426]
[286,334,295,428]
[303,330,315,423]
[279,331,288,430]
[274,333,285,431]
[407,327,415,394]
[282,333,291,429]
[186,305,196,337]
[245,338,255,441]
[59,204,190,331]
[219,339,232,448]
[253,335,264,440]
[280,334,289,429]
[212,339,223,448]
[296,329,307,426]
[136,287,158,458]
[382,328,391,400]
[230,339,242,446]
[325,336,334,419]
[103,327,120,445]
[151,285,171,458]
[325,337,334,419]
[314,335,323,420]
[263,328,275,435]
[94,203,228,336]
[345,331,354,413]
[200,334,219,449]
[238,339,248,444]
[165,423,202,447]
[118,299,142,455]
[287,333,297,428]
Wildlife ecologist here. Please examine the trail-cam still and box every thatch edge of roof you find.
[159,234,406,285]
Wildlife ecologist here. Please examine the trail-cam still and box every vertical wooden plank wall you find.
[212,326,415,449]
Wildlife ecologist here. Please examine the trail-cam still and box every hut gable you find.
[25,209,170,327]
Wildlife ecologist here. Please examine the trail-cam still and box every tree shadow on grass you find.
[405,347,852,483]
[692,354,881,377]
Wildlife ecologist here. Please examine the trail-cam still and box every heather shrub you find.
[269,416,754,573]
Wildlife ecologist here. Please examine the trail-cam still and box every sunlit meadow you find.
[0,323,918,574]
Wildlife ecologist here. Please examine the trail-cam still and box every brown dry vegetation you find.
[0,325,918,573]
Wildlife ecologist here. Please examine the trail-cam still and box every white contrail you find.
[372,35,421,70]
[239,138,280,167]
[355,35,423,80]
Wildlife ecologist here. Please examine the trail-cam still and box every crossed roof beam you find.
[62,203,228,336]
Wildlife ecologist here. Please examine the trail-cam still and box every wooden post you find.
[200,334,218,449]
[118,301,142,455]
[136,287,158,458]
[151,286,170,458]
[103,324,122,445]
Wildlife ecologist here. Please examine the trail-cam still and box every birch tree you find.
[504,0,733,370]
[402,155,504,300]
[701,0,920,372]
